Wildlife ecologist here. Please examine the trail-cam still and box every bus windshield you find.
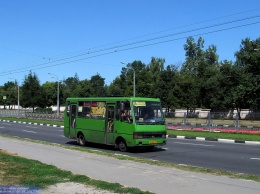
[133,101,164,124]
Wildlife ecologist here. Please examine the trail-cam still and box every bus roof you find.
[66,97,161,103]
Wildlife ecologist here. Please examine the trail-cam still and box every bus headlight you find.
[134,134,143,139]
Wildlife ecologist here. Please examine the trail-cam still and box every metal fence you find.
[165,112,260,133]
[0,109,64,121]
[1,109,260,133]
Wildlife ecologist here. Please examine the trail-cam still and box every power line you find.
[2,15,260,74]
[67,8,260,52]
[1,21,259,76]
[1,14,259,76]
[1,7,260,75]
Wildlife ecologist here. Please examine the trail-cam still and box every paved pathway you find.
[1,136,260,194]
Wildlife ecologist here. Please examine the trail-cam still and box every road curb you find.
[0,119,64,128]
[167,135,260,145]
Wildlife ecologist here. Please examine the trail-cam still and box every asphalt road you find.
[1,121,260,175]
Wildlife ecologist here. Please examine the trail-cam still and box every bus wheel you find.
[78,133,86,146]
[118,139,127,152]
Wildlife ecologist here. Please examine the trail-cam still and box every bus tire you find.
[78,133,86,146]
[118,139,128,152]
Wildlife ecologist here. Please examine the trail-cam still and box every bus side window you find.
[66,101,70,116]
[115,101,121,120]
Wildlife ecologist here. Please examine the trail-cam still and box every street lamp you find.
[121,62,135,97]
[48,73,60,117]
[9,78,20,116]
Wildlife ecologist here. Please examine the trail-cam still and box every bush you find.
[35,108,53,114]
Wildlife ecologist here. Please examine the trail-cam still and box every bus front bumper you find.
[130,138,167,147]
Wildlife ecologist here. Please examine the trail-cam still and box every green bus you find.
[64,97,167,152]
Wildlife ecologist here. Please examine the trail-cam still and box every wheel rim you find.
[118,140,127,152]
[79,135,85,146]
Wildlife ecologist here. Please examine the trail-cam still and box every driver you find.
[144,109,154,120]
[121,109,130,122]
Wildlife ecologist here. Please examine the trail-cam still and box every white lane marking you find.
[2,123,11,125]
[218,139,235,143]
[196,137,206,141]
[0,127,5,128]
[250,158,260,160]
[26,126,38,129]
[22,130,37,133]
[174,142,214,147]
[60,135,65,137]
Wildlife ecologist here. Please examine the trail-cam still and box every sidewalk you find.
[0,136,260,194]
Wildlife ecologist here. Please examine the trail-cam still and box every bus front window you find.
[133,101,164,124]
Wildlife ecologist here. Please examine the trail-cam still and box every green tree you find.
[136,66,152,97]
[153,65,178,111]
[108,77,124,96]
[0,86,4,106]
[74,79,92,97]
[181,37,220,109]
[180,37,204,108]
[173,74,198,112]
[90,73,106,97]
[120,60,146,97]
[20,71,42,111]
[235,38,260,74]
[42,81,56,107]
[199,45,219,109]
[148,57,165,98]
[181,37,205,77]
[234,38,260,109]
[208,60,234,111]
[3,81,17,109]
[63,73,80,98]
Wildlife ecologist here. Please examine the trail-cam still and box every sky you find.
[0,0,260,86]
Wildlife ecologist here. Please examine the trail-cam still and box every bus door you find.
[105,105,115,144]
[69,104,77,138]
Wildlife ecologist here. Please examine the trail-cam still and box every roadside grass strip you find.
[0,150,152,194]
[167,125,260,134]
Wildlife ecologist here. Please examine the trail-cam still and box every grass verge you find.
[0,150,152,194]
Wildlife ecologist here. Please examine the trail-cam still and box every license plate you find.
[149,140,157,144]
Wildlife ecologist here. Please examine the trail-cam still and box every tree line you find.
[0,36,259,112]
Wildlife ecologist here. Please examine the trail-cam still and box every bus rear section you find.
[64,97,167,152]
